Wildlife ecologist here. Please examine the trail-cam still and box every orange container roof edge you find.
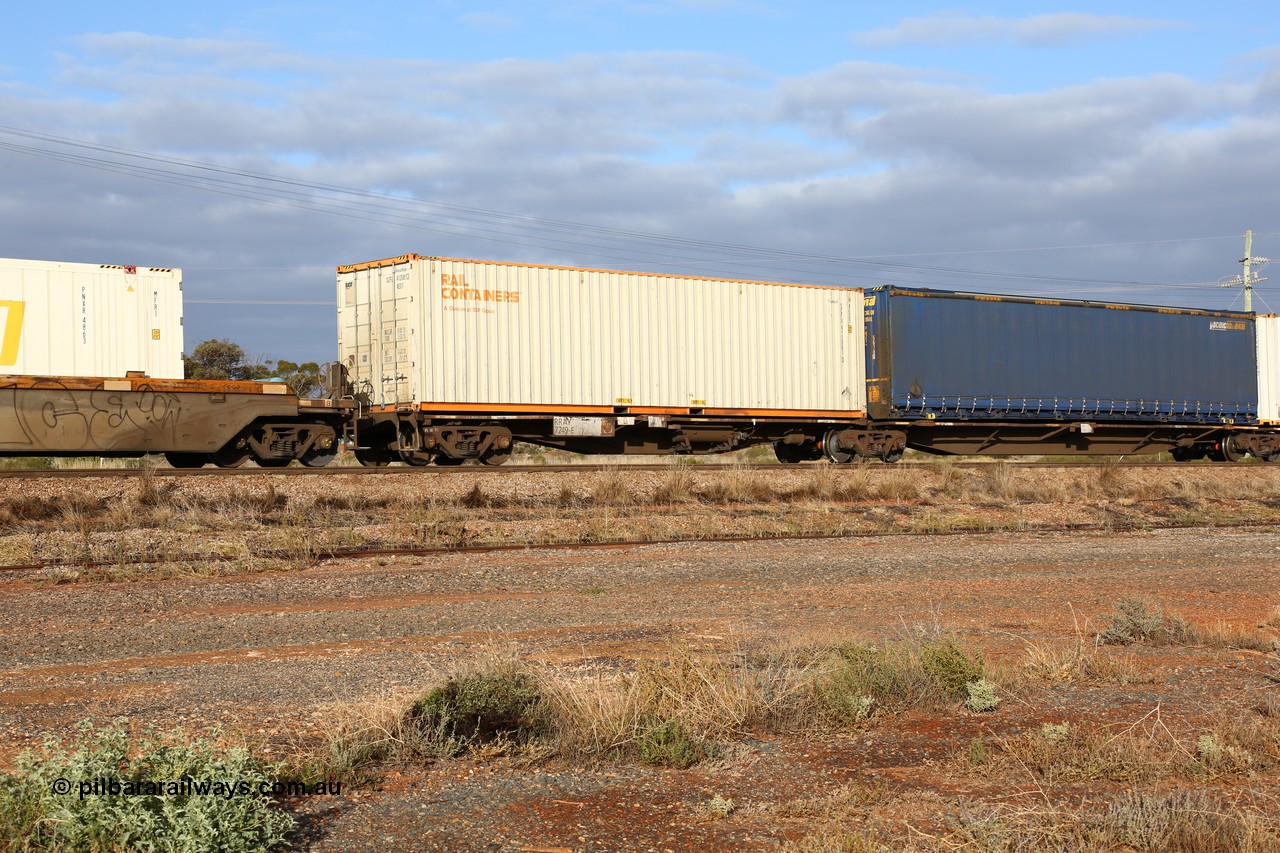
[336,254,859,292]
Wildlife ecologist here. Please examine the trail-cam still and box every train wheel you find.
[210,445,251,468]
[822,430,853,464]
[255,458,291,468]
[434,455,466,466]
[773,441,804,464]
[399,451,433,467]
[1170,446,1196,462]
[480,447,511,466]
[301,447,337,468]
[354,447,393,467]
[881,449,904,464]
[1210,436,1246,463]
[164,452,208,469]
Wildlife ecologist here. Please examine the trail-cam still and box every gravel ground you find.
[1,468,1278,850]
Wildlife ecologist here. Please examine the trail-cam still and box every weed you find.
[705,793,736,817]
[637,718,712,768]
[652,466,698,504]
[0,456,55,470]
[967,735,988,768]
[409,669,543,756]
[0,719,293,852]
[918,637,985,700]
[1105,790,1279,852]
[1096,601,1274,650]
[1189,716,1280,777]
[554,484,581,507]
[945,791,1280,853]
[459,483,490,509]
[1099,599,1194,646]
[313,494,390,512]
[281,687,435,785]
[1021,637,1139,685]
[780,829,893,853]
[964,678,1000,712]
[997,719,1157,784]
[542,642,806,762]
[591,468,634,506]
[927,458,969,498]
[1197,620,1279,652]
[1,496,65,522]
[813,644,915,723]
[981,461,1016,501]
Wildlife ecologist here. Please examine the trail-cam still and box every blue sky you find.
[4,1,1280,362]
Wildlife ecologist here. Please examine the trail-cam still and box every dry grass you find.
[4,464,1280,582]
[590,467,635,507]
[994,718,1168,784]
[1018,637,1142,686]
[541,642,811,762]
[985,704,1280,787]
[938,790,1280,853]
[289,633,998,782]
[261,613,1280,853]
[651,465,699,504]
[1100,599,1278,651]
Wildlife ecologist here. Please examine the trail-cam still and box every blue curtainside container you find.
[864,287,1258,424]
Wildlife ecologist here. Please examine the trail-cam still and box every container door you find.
[346,271,378,405]
[377,263,414,404]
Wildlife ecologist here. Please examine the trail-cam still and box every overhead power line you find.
[0,125,1263,297]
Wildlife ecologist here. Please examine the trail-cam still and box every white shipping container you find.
[0,258,184,379]
[337,255,866,415]
[1259,315,1280,424]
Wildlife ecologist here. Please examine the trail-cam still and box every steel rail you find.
[0,459,1254,479]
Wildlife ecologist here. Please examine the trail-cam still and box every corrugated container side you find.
[337,256,865,414]
[866,287,1257,423]
[1258,315,1280,424]
[0,258,184,379]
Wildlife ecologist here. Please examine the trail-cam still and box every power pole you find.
[1220,229,1269,312]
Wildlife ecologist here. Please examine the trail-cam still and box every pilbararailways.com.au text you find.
[52,777,341,800]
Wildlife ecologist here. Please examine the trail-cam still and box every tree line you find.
[182,339,325,397]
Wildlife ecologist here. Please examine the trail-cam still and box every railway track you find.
[0,459,1252,479]
[4,518,1278,576]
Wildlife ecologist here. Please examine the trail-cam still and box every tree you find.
[272,360,325,398]
[183,339,261,380]
[183,339,326,397]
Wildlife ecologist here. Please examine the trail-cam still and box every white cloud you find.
[2,33,1279,361]
[854,12,1187,49]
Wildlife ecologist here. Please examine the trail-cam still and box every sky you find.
[3,0,1280,364]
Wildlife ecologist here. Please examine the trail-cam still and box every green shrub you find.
[637,719,713,768]
[816,639,988,722]
[410,670,543,755]
[0,719,294,853]
[919,638,985,699]
[814,644,912,724]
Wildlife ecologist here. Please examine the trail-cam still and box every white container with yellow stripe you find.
[0,257,184,379]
